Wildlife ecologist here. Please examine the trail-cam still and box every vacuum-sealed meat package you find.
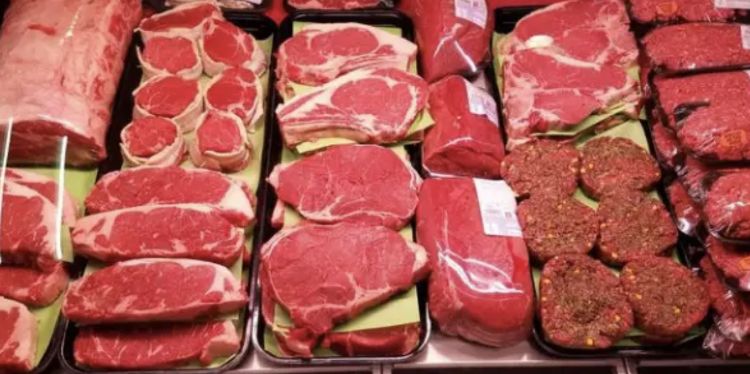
[704,171,750,241]
[628,0,740,24]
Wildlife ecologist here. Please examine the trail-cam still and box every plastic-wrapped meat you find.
[628,0,737,23]
[0,0,141,166]
[0,263,68,307]
[200,18,267,77]
[707,236,750,292]
[667,181,701,236]
[650,118,681,170]
[137,36,202,80]
[416,178,534,347]
[704,327,750,358]
[422,76,505,178]
[704,171,750,241]
[675,155,711,203]
[700,256,750,342]
[642,24,750,74]
[188,111,251,173]
[133,75,203,132]
[400,0,493,82]
[288,0,385,9]
[138,1,221,41]
[205,68,264,128]
[120,117,186,167]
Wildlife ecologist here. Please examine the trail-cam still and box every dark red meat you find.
[667,181,701,236]
[628,0,737,23]
[500,139,581,198]
[707,236,750,292]
[580,137,661,199]
[651,120,681,170]
[700,256,750,341]
[705,171,750,240]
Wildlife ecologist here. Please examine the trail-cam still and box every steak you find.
[268,144,421,230]
[416,177,534,347]
[63,258,247,324]
[205,68,264,127]
[500,0,640,146]
[5,168,78,226]
[0,0,141,166]
[275,22,417,98]
[288,0,383,9]
[628,0,737,23]
[276,68,428,147]
[705,172,750,240]
[138,1,221,41]
[0,297,37,373]
[642,23,750,74]
[85,166,255,227]
[120,117,186,167]
[133,75,203,133]
[260,223,429,357]
[0,263,68,307]
[423,76,505,178]
[74,321,240,370]
[200,18,267,77]
[137,36,203,80]
[188,111,252,173]
[72,204,245,266]
[1,181,63,272]
[321,324,421,356]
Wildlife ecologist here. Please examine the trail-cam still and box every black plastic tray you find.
[249,10,432,366]
[284,0,397,13]
[145,0,271,13]
[58,13,277,374]
[488,5,710,359]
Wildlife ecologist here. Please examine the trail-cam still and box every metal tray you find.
[145,0,271,13]
[57,13,277,374]
[249,9,432,366]
[488,5,709,359]
[283,0,397,13]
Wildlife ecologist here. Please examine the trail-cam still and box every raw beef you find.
[138,36,202,79]
[63,258,247,324]
[1,181,62,272]
[423,76,505,178]
[133,75,203,132]
[205,68,264,127]
[72,204,245,266]
[499,0,641,146]
[189,111,251,173]
[120,117,186,167]
[707,236,750,292]
[288,0,383,9]
[200,18,267,77]
[400,0,493,82]
[0,297,36,373]
[0,0,141,166]
[0,263,68,307]
[74,321,240,369]
[628,0,737,23]
[651,120,681,170]
[138,1,221,41]
[667,181,701,236]
[5,168,78,226]
[416,177,534,347]
[705,172,750,240]
[85,166,255,227]
[276,68,428,147]
[268,144,421,230]
[701,256,750,341]
[260,223,429,357]
[642,24,750,74]
[169,0,262,10]
[275,22,417,98]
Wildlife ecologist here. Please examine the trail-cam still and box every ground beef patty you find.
[707,236,750,292]
[621,257,709,339]
[580,137,661,199]
[597,190,677,266]
[540,255,633,349]
[704,171,750,241]
[500,139,580,198]
[517,194,598,264]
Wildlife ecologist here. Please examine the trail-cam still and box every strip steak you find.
[0,263,68,307]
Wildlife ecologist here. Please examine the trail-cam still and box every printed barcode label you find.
[742,25,750,50]
[455,0,488,27]
[465,80,500,126]
[473,179,522,237]
[715,0,750,9]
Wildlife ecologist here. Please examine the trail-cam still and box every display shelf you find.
[233,353,380,374]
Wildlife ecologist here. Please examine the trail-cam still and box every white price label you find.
[715,0,750,9]
[455,0,488,27]
[742,25,750,50]
[473,179,523,238]
[465,80,499,126]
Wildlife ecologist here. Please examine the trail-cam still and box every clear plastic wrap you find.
[706,236,750,292]
[666,181,702,236]
[400,0,493,82]
[416,177,534,347]
[422,76,505,178]
[704,171,750,241]
[701,256,750,342]
[287,0,393,9]
[628,0,739,24]
[650,116,681,170]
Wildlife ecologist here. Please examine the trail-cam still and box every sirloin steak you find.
[0,263,68,307]
[85,166,255,227]
[276,22,417,98]
[268,144,421,230]
[276,68,428,147]
[0,297,37,372]
[138,1,221,41]
[260,223,429,357]
[63,258,247,324]
[5,168,78,226]
[72,204,245,266]
[74,321,240,370]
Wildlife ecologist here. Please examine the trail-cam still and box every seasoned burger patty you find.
[540,255,633,349]
[517,193,598,263]
[596,190,677,266]
[580,137,661,199]
[500,139,580,198]
[621,257,709,338]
